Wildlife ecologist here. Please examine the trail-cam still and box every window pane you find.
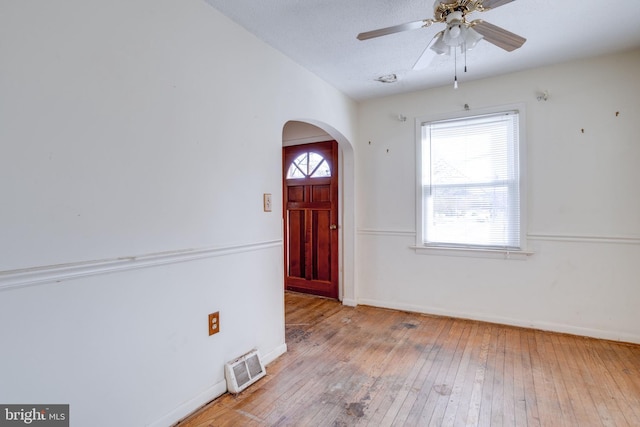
[286,152,331,179]
[287,163,306,179]
[308,153,331,177]
[422,111,520,249]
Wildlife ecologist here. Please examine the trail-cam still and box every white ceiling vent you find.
[224,349,266,394]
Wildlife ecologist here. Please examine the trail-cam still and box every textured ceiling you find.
[204,0,640,101]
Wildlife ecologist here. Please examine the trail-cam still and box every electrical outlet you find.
[209,312,220,336]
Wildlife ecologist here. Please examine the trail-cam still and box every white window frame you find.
[413,104,531,260]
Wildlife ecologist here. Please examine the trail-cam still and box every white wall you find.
[356,49,640,344]
[2,0,637,424]
[282,121,331,146]
[0,0,356,425]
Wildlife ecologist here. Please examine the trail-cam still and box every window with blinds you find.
[419,110,522,250]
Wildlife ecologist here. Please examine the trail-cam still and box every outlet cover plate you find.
[209,312,220,336]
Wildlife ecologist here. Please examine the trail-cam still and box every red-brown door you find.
[283,141,339,299]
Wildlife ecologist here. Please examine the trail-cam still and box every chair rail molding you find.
[0,240,283,292]
[357,229,416,237]
[358,229,640,245]
[527,232,640,245]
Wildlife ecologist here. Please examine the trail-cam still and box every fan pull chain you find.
[464,43,468,73]
[454,48,458,89]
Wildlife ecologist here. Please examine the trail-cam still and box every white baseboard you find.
[151,343,287,427]
[341,298,358,307]
[150,380,227,427]
[262,343,287,366]
[357,298,640,345]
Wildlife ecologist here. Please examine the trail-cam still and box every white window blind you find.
[421,111,521,250]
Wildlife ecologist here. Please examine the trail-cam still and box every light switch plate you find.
[263,193,272,212]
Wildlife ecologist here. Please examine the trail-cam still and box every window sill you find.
[410,245,534,260]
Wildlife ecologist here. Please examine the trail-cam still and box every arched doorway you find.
[282,120,355,304]
[283,141,339,298]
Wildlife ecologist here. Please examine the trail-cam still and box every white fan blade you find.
[413,33,441,70]
[357,19,434,40]
[413,45,432,70]
[480,0,516,10]
[471,20,526,51]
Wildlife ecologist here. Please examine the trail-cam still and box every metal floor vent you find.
[224,349,266,393]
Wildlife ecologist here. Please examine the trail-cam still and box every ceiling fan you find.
[357,0,526,85]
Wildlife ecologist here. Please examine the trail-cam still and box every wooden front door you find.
[283,141,339,299]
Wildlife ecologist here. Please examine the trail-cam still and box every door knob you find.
[329,224,337,230]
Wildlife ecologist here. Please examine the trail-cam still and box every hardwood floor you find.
[178,292,640,426]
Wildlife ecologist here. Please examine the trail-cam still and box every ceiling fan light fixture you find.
[358,0,526,90]
[447,22,462,40]
[443,11,465,46]
[463,26,483,50]
[430,32,450,55]
[433,22,483,55]
[445,10,464,24]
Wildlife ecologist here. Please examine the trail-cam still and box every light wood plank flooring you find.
[178,292,640,426]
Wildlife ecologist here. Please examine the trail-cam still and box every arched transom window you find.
[286,152,331,179]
